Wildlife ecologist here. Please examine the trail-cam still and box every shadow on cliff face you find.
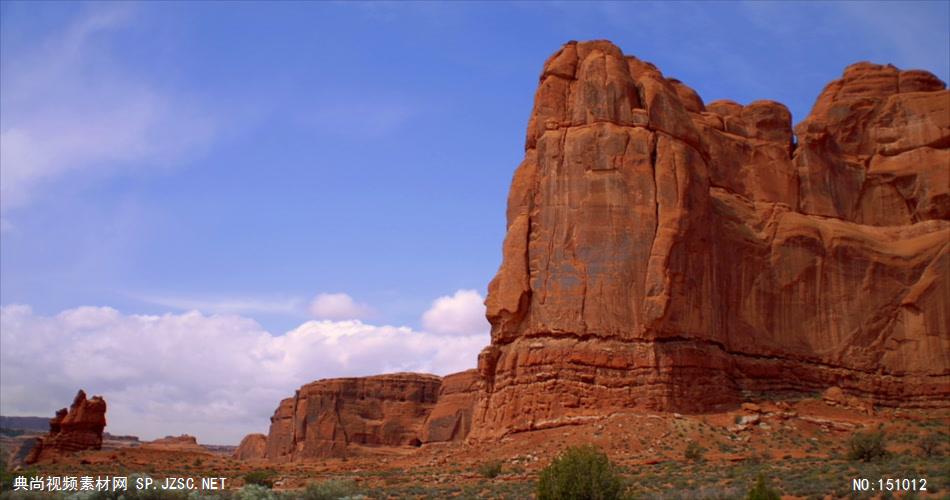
[472,40,949,440]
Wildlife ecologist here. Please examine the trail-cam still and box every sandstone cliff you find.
[265,373,442,461]
[142,434,206,452]
[421,369,480,444]
[253,41,947,458]
[234,433,267,460]
[26,390,107,463]
[261,371,482,461]
[472,40,949,439]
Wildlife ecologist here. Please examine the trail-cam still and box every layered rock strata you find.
[26,390,107,463]
[265,373,443,461]
[254,41,947,457]
[142,434,206,452]
[471,40,949,439]
[261,371,483,461]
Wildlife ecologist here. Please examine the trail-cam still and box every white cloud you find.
[0,295,489,444]
[0,4,215,213]
[421,289,489,337]
[308,292,372,320]
[142,295,305,316]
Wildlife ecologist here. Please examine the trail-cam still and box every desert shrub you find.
[918,433,943,457]
[536,444,624,500]
[1,492,53,500]
[0,460,38,495]
[684,440,705,462]
[477,460,504,478]
[243,470,277,489]
[746,474,780,500]
[58,475,193,500]
[0,460,16,493]
[300,479,361,500]
[847,431,888,462]
[235,484,277,500]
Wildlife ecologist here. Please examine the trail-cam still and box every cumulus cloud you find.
[0,4,215,212]
[0,292,489,444]
[308,292,372,320]
[421,289,490,336]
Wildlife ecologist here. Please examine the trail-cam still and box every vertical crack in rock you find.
[470,40,949,441]
[245,41,948,459]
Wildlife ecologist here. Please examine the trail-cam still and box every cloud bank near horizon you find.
[0,290,490,444]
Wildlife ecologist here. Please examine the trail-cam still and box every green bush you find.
[236,484,277,500]
[847,431,888,462]
[536,444,624,500]
[746,474,780,500]
[300,479,360,500]
[477,460,504,479]
[918,433,943,457]
[243,470,277,489]
[684,440,705,462]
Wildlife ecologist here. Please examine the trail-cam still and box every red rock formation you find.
[262,371,482,461]
[234,433,267,460]
[794,62,948,224]
[26,390,107,463]
[421,369,480,444]
[822,387,874,415]
[265,373,442,461]
[471,40,949,440]
[143,434,205,452]
[252,41,946,456]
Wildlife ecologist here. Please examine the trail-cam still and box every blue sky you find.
[1,1,947,443]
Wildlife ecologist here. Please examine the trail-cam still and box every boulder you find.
[822,387,875,415]
[233,433,267,460]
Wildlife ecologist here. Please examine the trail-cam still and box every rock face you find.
[234,433,267,460]
[421,369,480,444]
[262,371,481,461]
[254,41,947,458]
[265,373,443,461]
[143,434,205,452]
[471,40,949,440]
[26,390,107,463]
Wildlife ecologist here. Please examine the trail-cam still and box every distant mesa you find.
[142,434,205,452]
[22,390,107,464]
[0,416,51,433]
